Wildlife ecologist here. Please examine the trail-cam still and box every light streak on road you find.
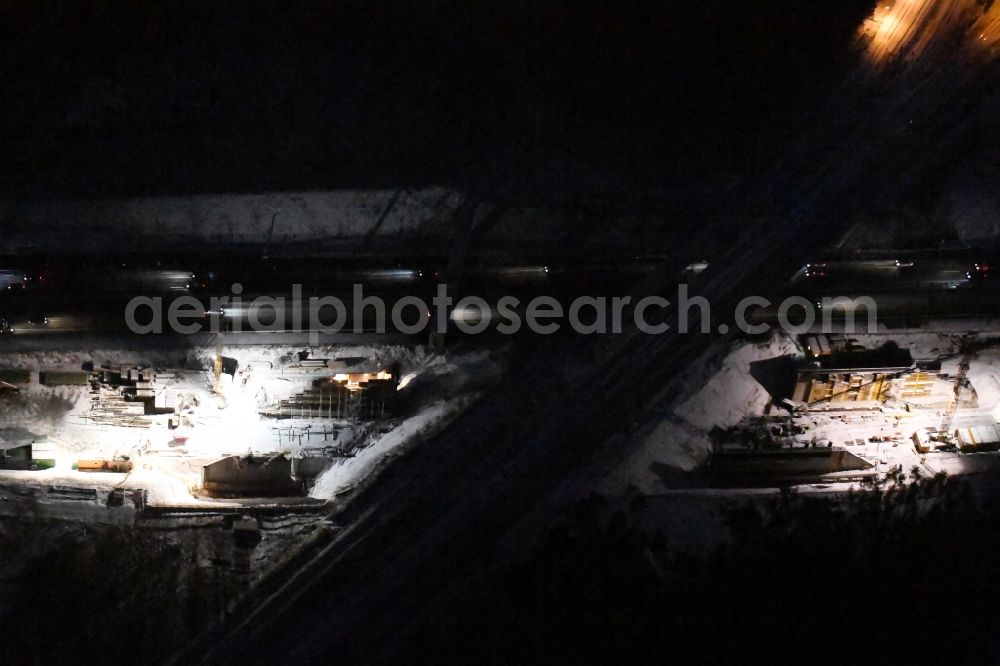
[858,0,1000,71]
[858,0,937,67]
[967,2,1000,55]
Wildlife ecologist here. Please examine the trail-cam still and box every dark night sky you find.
[1,1,875,204]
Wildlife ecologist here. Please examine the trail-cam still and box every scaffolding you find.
[263,378,394,420]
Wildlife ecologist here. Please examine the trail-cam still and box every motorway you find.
[0,256,663,347]
[185,213,812,664]
[168,3,1000,663]
[0,2,980,661]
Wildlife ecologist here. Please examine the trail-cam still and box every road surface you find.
[180,3,1000,662]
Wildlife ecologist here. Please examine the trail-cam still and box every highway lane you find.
[0,330,413,352]
[0,257,663,344]
[182,3,1000,662]
[186,211,817,665]
[164,1,997,663]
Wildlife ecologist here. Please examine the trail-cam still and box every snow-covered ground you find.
[0,187,675,255]
[605,326,1000,495]
[0,342,500,505]
[311,399,461,499]
[603,332,800,492]
[0,189,462,251]
[673,334,799,432]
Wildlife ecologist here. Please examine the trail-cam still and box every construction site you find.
[606,327,1000,493]
[0,342,495,506]
[703,331,1000,483]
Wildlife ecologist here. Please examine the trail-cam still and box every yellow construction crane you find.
[212,332,224,394]
[938,354,970,436]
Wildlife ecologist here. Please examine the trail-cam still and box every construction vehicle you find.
[76,458,133,473]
